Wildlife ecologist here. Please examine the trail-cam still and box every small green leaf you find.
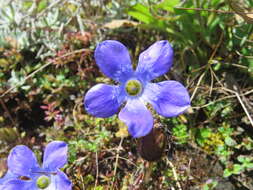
[223,168,233,177]
[37,0,48,12]
[23,1,33,9]
[200,128,212,138]
[155,0,180,12]
[128,4,154,24]
[233,164,243,174]
[245,163,253,169]
[224,164,243,177]
[225,137,237,146]
[213,62,221,71]
[237,155,246,163]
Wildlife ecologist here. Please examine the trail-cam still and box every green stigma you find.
[125,79,142,96]
[36,175,50,189]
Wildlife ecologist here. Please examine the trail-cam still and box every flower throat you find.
[125,79,142,96]
[36,175,50,189]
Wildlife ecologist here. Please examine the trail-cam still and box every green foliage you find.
[195,128,212,146]
[237,156,253,169]
[172,123,189,144]
[127,0,253,74]
[128,3,167,29]
[193,122,237,164]
[223,154,253,178]
[68,126,112,163]
[223,163,243,177]
[237,137,253,151]
[224,155,253,177]
[155,0,180,12]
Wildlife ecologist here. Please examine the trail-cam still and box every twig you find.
[111,137,124,189]
[192,89,253,109]
[222,87,253,127]
[209,31,224,61]
[1,61,52,98]
[80,174,85,190]
[209,67,225,89]
[167,158,182,190]
[190,71,206,101]
[208,31,224,96]
[143,162,154,184]
[231,175,252,190]
[186,71,203,88]
[98,155,138,168]
[235,92,253,127]
[113,137,124,176]
[94,151,99,190]
[235,50,253,59]
[0,97,15,126]
[223,62,249,69]
[209,68,214,96]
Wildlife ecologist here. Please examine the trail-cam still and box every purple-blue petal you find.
[95,40,133,82]
[42,141,68,171]
[142,81,190,117]
[48,170,72,190]
[1,179,36,190]
[84,84,123,118]
[136,40,173,81]
[119,99,153,138]
[0,171,17,185]
[7,145,39,177]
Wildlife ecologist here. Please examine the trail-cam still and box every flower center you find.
[125,79,142,96]
[36,175,50,189]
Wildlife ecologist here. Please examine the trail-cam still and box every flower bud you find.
[137,128,166,161]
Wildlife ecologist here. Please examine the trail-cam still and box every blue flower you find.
[84,40,190,138]
[1,141,72,190]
